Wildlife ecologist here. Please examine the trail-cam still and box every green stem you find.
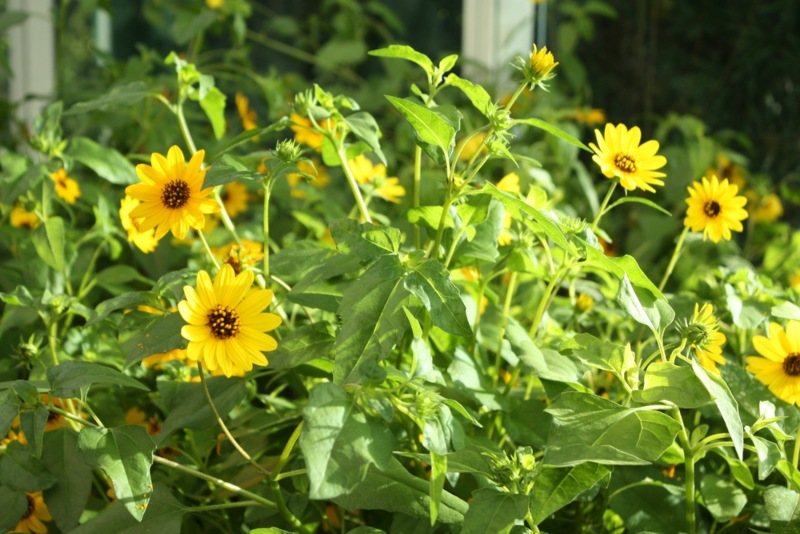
[793,424,800,469]
[590,180,618,232]
[658,226,690,292]
[503,84,527,112]
[337,144,372,224]
[429,187,455,260]
[175,101,198,155]
[493,272,519,389]
[413,146,422,249]
[262,181,273,287]
[673,407,696,534]
[184,501,259,513]
[527,265,568,337]
[197,230,221,269]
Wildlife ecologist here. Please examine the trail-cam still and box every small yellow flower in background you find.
[125,146,220,240]
[125,407,161,436]
[790,272,800,290]
[589,123,667,193]
[10,205,39,229]
[496,172,520,245]
[221,182,249,218]
[14,491,52,534]
[50,168,81,204]
[706,154,746,191]
[746,321,800,405]
[287,159,330,199]
[348,154,405,204]
[40,394,66,432]
[571,108,606,126]
[576,294,594,312]
[178,264,281,377]
[684,175,748,243]
[456,133,488,162]
[119,196,159,254]
[290,113,336,152]
[235,92,257,131]
[527,44,558,86]
[206,0,223,9]
[142,348,187,369]
[752,193,783,223]
[213,239,264,275]
[1,429,27,451]
[687,303,726,375]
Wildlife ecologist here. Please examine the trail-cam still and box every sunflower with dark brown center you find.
[746,321,800,405]
[14,491,52,533]
[589,123,667,193]
[684,174,748,243]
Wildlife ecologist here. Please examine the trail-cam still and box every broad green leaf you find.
[0,390,19,438]
[448,197,504,265]
[446,347,503,411]
[20,404,48,457]
[750,434,781,480]
[369,45,435,76]
[515,117,591,152]
[632,362,714,408]
[530,463,612,524]
[699,473,746,522]
[31,216,65,271]
[87,291,148,325]
[437,54,458,74]
[772,301,800,321]
[317,38,367,65]
[429,451,447,524]
[300,383,394,499]
[725,284,769,330]
[69,486,184,534]
[288,254,362,313]
[344,112,387,165]
[461,488,529,534]
[268,322,335,369]
[717,452,754,490]
[67,136,138,184]
[330,219,402,263]
[202,153,262,188]
[64,81,153,115]
[78,425,155,521]
[405,259,471,337]
[484,183,572,252]
[406,206,450,230]
[0,486,26,532]
[7,163,47,202]
[581,244,664,300]
[561,333,636,385]
[332,255,420,384]
[199,86,227,140]
[444,73,491,115]
[765,485,800,533]
[505,399,550,449]
[47,361,149,398]
[119,311,187,368]
[0,441,58,491]
[504,318,580,382]
[333,457,467,524]
[605,196,673,217]
[692,361,744,460]
[157,377,246,444]
[41,428,93,532]
[94,265,155,294]
[608,467,685,533]
[386,96,455,161]
[617,273,675,334]
[544,392,681,466]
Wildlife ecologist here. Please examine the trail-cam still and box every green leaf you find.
[605,196,673,217]
[330,219,402,263]
[78,425,155,521]
[561,333,636,385]
[505,318,580,382]
[332,255,420,384]
[48,361,149,398]
[444,73,491,116]
[632,362,714,408]
[0,441,58,491]
[68,137,138,185]
[530,463,612,524]
[750,434,781,480]
[268,322,335,369]
[251,529,295,534]
[484,183,573,252]
[344,112,387,165]
[544,392,681,466]
[406,206,449,230]
[41,428,93,532]
[699,473,746,522]
[20,404,48,457]
[317,39,367,65]
[202,153,262,188]
[157,377,246,444]
[0,486,26,532]
[87,291,148,326]
[300,383,395,499]
[333,457,467,524]
[385,96,455,161]
[692,361,744,460]
[69,486,184,534]
[617,274,675,334]
[608,468,685,533]
[288,254,361,313]
[765,485,800,533]
[405,259,471,337]
[64,81,153,115]
[772,301,800,321]
[429,450,447,524]
[461,488,529,534]
[369,45,435,76]
[31,216,65,271]
[515,117,591,152]
[119,311,187,368]
[199,85,227,140]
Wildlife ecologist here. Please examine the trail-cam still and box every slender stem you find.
[658,226,690,292]
[503,84,527,112]
[214,189,244,248]
[175,101,199,155]
[262,181,273,286]
[337,145,372,224]
[274,421,303,475]
[793,424,800,468]
[493,272,519,389]
[429,190,453,260]
[197,230,221,269]
[184,501,259,513]
[673,407,696,534]
[590,180,618,232]
[413,146,422,248]
[153,456,277,510]
[527,265,568,337]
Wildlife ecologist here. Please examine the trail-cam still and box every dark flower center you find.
[161,180,190,209]
[703,201,721,218]
[47,410,61,423]
[784,353,800,376]
[22,494,35,519]
[614,153,637,173]
[207,305,240,339]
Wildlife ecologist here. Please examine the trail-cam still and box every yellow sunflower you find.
[348,155,405,204]
[125,146,220,240]
[221,182,249,218]
[589,123,667,193]
[178,264,281,377]
[687,303,726,375]
[290,113,336,152]
[14,491,52,534]
[119,195,158,253]
[235,92,257,131]
[752,193,783,223]
[746,321,800,405]
[456,133,488,162]
[528,44,558,84]
[10,205,39,229]
[287,159,330,199]
[50,168,81,204]
[496,172,521,245]
[684,175,748,243]
[40,394,66,432]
